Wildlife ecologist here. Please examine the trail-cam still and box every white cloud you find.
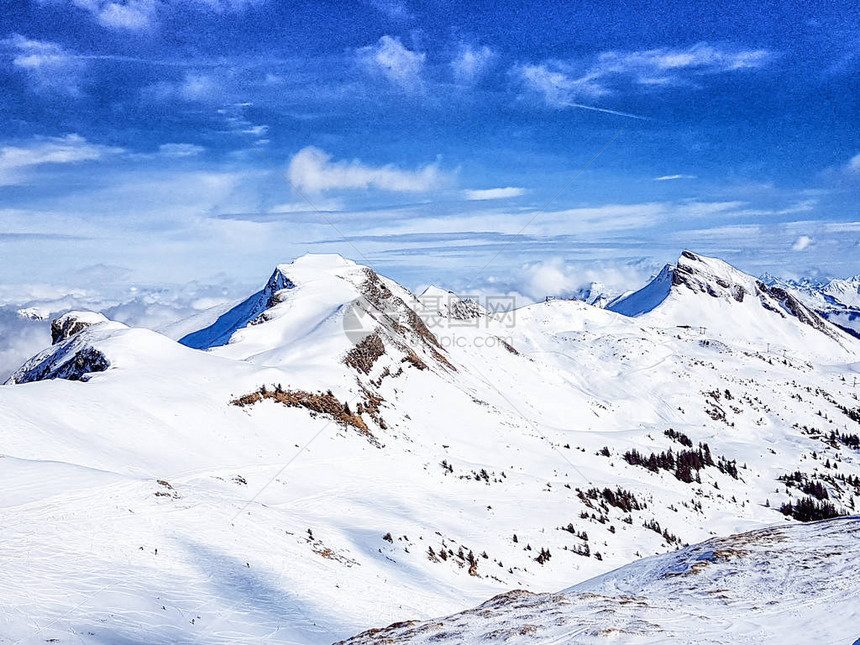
[268,197,344,213]
[451,44,495,85]
[514,62,646,118]
[66,0,262,31]
[463,187,526,201]
[847,154,860,173]
[0,134,123,185]
[792,235,813,251]
[516,43,772,112]
[287,146,447,193]
[516,62,608,105]
[0,308,52,383]
[595,43,771,79]
[71,0,156,31]
[357,35,425,91]
[654,174,697,181]
[158,143,205,158]
[510,257,652,303]
[2,34,85,95]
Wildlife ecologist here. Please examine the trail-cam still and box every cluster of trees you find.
[837,404,860,424]
[830,430,860,450]
[624,445,713,483]
[778,471,830,500]
[579,486,646,513]
[623,443,740,483]
[643,518,679,544]
[664,428,693,447]
[561,524,588,541]
[779,496,844,522]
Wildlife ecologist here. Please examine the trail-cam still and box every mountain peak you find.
[50,311,109,345]
[671,250,753,301]
[278,253,359,274]
[607,251,845,347]
[418,286,487,320]
[179,265,298,350]
[608,251,762,318]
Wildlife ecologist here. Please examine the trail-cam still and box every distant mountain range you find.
[1,251,859,644]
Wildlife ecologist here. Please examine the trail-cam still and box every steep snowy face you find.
[605,263,673,316]
[181,254,455,382]
[341,516,860,645]
[179,266,297,350]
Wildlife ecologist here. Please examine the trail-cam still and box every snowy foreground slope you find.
[1,251,860,643]
[341,516,860,645]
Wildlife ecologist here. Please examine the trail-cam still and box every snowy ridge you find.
[419,286,487,321]
[608,251,853,360]
[1,251,860,643]
[766,273,860,339]
[7,316,121,384]
[340,516,860,645]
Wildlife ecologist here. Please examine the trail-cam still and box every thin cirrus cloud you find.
[516,42,772,114]
[286,146,447,193]
[513,63,647,119]
[66,0,264,32]
[158,143,205,158]
[463,187,526,200]
[356,35,425,92]
[0,134,123,185]
[654,174,697,181]
[593,43,772,81]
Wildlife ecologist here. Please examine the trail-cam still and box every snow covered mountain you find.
[341,516,860,645]
[763,273,860,338]
[608,251,846,352]
[1,251,859,643]
[569,282,613,308]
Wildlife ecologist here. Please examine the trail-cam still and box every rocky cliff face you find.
[50,311,108,344]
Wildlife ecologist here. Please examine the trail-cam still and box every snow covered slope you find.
[1,252,860,643]
[341,516,860,645]
[608,250,854,360]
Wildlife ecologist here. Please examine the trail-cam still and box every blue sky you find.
[2,0,860,303]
